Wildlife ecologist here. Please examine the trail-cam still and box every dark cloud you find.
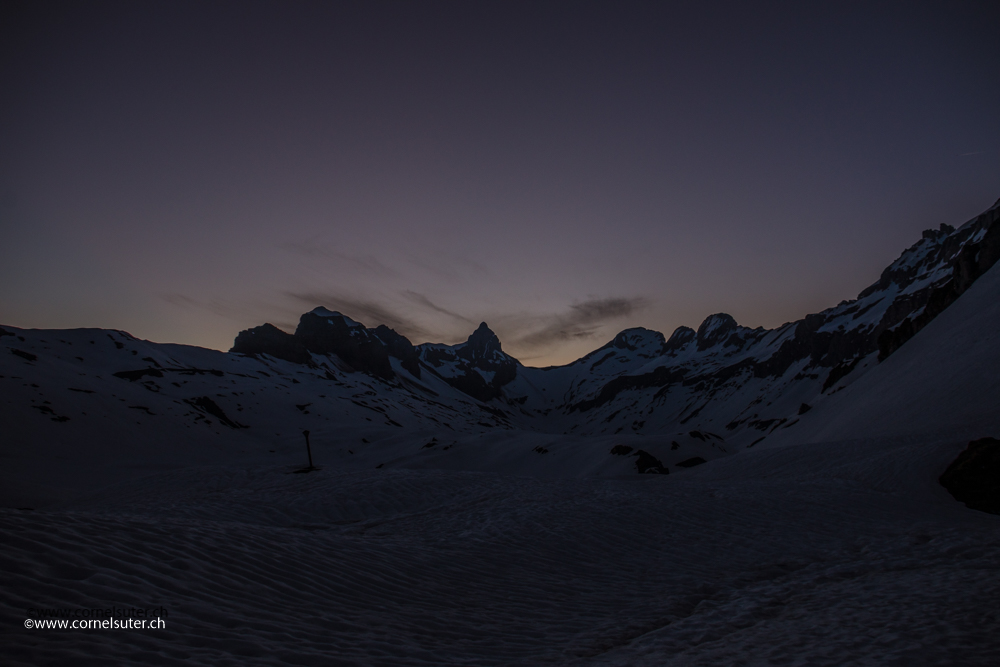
[515,297,650,349]
[285,291,430,340]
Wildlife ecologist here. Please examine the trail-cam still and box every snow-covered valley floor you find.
[3,431,998,665]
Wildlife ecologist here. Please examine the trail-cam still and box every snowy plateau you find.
[2,199,1000,665]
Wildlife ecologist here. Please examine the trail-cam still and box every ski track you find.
[3,436,999,666]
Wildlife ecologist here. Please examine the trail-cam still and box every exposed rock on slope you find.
[231,323,310,364]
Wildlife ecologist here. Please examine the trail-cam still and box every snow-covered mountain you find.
[2,198,999,502]
[4,200,1000,666]
[500,197,1000,446]
[230,196,1000,450]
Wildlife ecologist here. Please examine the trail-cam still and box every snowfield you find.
[3,205,1000,664]
[2,432,998,665]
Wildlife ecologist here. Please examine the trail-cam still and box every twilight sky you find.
[2,1,998,366]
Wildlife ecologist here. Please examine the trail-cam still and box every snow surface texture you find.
[2,434,998,664]
[3,203,1000,664]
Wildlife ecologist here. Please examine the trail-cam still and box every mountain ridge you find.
[223,197,1000,447]
[2,197,999,493]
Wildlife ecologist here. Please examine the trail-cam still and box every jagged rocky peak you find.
[663,326,696,353]
[461,322,504,362]
[922,223,955,241]
[696,313,738,350]
[611,328,666,352]
[415,322,517,402]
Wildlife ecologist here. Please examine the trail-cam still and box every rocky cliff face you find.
[231,307,418,381]
[231,323,310,365]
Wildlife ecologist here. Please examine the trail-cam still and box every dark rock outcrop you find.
[232,323,310,364]
[231,309,424,381]
[372,325,421,378]
[184,396,246,429]
[293,311,393,380]
[940,437,1000,515]
[571,365,688,412]
[11,349,37,362]
[875,202,1000,360]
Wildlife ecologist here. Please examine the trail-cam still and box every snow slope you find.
[765,254,1000,446]
[0,324,732,510]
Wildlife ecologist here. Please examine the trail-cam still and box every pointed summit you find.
[464,322,503,361]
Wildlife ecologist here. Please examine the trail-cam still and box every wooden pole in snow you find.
[303,429,313,469]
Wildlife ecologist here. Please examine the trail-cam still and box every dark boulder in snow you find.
[634,449,668,474]
[11,348,38,362]
[940,437,1000,515]
[184,396,246,429]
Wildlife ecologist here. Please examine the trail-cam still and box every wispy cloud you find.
[401,290,476,326]
[280,242,401,279]
[403,254,490,284]
[513,297,650,349]
[160,293,253,321]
